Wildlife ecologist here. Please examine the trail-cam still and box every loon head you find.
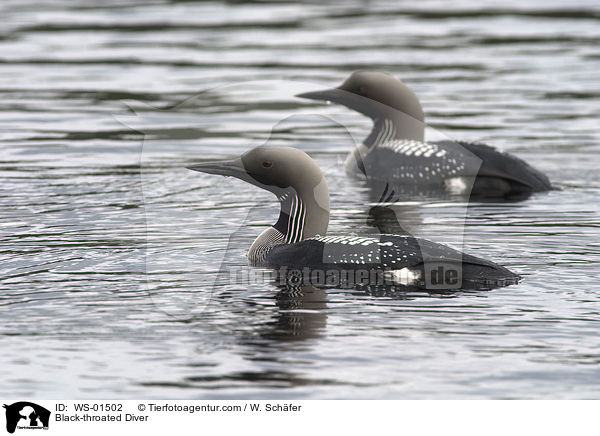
[297,71,425,142]
[188,146,330,246]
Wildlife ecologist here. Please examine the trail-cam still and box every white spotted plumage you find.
[309,235,412,266]
[379,139,447,158]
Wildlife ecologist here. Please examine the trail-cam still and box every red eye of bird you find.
[262,161,272,168]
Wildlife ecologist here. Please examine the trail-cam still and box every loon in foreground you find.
[297,71,552,198]
[188,146,519,290]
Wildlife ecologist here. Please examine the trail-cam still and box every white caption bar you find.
[0,400,597,436]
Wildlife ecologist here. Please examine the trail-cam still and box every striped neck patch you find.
[277,190,306,244]
[365,118,397,149]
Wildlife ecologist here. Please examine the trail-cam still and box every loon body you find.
[297,71,552,198]
[188,146,519,290]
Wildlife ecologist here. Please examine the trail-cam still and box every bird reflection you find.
[366,178,534,204]
[366,205,411,235]
[260,285,327,342]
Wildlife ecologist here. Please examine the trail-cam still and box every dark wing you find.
[435,140,552,192]
[387,235,519,287]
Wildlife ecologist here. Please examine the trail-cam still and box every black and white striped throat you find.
[274,190,306,244]
[364,118,397,148]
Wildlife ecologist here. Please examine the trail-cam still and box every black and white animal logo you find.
[3,402,50,434]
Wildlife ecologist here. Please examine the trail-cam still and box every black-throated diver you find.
[296,71,552,197]
[188,146,519,290]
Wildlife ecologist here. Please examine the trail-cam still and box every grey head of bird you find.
[187,146,330,242]
[297,71,425,142]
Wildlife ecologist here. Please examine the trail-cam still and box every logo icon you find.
[3,402,50,434]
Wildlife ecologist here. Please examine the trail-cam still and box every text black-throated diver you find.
[188,146,519,290]
[296,71,552,198]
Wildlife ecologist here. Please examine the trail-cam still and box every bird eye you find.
[262,161,272,168]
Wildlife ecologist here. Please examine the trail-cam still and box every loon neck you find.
[248,182,330,263]
[363,116,424,148]
[273,191,311,244]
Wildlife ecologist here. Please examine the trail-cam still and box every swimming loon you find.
[188,146,519,290]
[296,71,552,197]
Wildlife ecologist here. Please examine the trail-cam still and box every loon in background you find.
[296,71,552,198]
[188,146,519,291]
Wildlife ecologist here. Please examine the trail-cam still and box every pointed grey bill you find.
[187,157,249,180]
[187,156,272,191]
[296,88,360,107]
[296,88,344,102]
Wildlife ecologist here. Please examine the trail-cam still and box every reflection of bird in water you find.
[297,71,552,200]
[366,205,410,235]
[261,285,327,341]
[188,146,519,291]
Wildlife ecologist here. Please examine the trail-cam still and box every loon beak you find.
[295,88,346,104]
[187,155,282,194]
[187,157,248,179]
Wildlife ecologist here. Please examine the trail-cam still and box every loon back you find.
[267,234,519,290]
[350,138,552,196]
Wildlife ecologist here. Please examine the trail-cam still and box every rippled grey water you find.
[1,0,599,399]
